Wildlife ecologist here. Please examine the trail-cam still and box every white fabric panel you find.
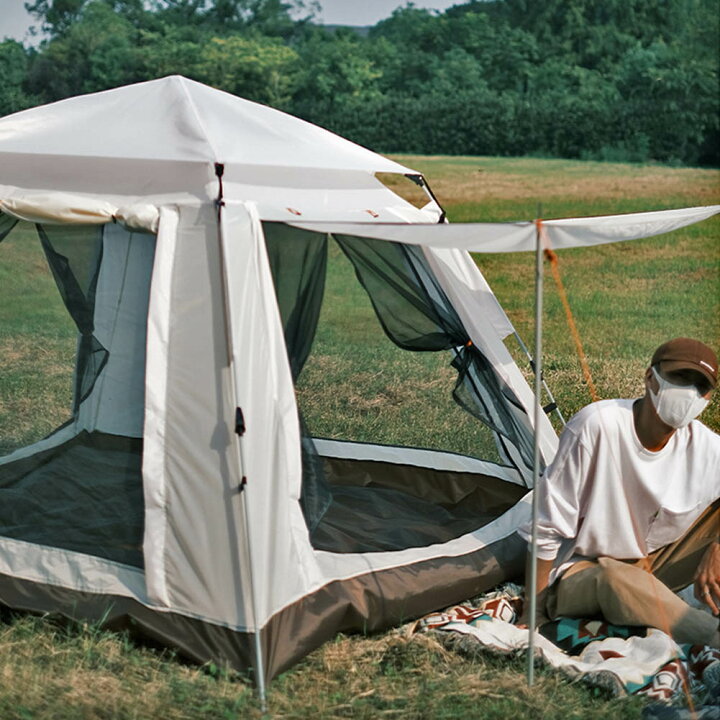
[426,247,515,339]
[78,224,155,437]
[543,205,720,248]
[224,182,436,223]
[291,205,720,253]
[142,207,179,608]
[293,220,536,251]
[219,204,309,630]
[312,438,525,485]
[423,247,558,471]
[178,78,413,175]
[143,204,256,629]
[0,536,147,601]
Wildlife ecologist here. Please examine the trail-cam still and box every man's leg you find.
[547,557,719,648]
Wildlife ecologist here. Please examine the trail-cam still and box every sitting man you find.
[519,337,720,648]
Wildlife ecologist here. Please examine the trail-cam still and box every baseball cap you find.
[651,338,718,389]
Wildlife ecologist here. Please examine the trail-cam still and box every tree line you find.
[1,0,718,165]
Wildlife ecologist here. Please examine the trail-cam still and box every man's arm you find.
[694,540,720,616]
[518,552,554,628]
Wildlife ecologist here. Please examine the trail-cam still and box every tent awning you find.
[288,205,720,252]
[1,190,717,251]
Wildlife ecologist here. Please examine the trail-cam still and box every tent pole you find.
[527,210,544,686]
[214,189,267,712]
[512,330,565,426]
[239,490,268,710]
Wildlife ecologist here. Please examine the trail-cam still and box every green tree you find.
[25,1,141,100]
[193,35,299,106]
[614,41,719,163]
[293,29,382,113]
[0,40,34,116]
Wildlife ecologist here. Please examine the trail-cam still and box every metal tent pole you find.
[512,330,566,426]
[527,213,544,687]
[238,485,267,711]
[213,180,267,712]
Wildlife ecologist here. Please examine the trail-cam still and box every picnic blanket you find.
[414,584,720,708]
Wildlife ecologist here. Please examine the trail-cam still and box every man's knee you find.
[593,557,657,623]
[595,557,641,593]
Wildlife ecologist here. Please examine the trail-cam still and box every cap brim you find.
[659,359,717,389]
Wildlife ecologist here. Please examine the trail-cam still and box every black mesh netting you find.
[263,223,535,553]
[0,211,18,242]
[334,235,535,472]
[37,223,108,410]
[0,221,145,567]
[264,223,332,532]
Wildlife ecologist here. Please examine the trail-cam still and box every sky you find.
[1,0,462,44]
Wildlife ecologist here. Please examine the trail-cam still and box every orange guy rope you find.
[542,244,601,403]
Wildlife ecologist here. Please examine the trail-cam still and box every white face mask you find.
[650,366,709,428]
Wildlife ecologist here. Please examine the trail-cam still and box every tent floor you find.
[311,454,527,553]
[0,430,144,567]
[0,432,526,562]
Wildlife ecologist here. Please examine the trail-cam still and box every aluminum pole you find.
[512,330,565,426]
[215,189,267,711]
[527,213,544,686]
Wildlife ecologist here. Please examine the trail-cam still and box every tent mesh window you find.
[264,223,531,554]
[0,214,153,568]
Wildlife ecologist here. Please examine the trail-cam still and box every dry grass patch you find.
[268,627,644,719]
[0,616,255,720]
[389,155,720,209]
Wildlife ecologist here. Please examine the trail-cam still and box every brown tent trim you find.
[262,529,526,678]
[0,571,254,677]
[0,531,525,682]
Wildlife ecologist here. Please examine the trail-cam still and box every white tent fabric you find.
[0,76,428,221]
[290,204,720,253]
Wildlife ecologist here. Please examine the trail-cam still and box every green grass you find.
[0,225,76,454]
[0,156,718,718]
[296,241,504,461]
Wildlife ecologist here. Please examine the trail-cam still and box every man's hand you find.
[694,541,720,616]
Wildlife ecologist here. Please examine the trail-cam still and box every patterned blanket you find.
[414,584,720,707]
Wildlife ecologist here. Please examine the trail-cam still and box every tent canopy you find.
[0,75,435,223]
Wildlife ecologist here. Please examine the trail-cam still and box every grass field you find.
[0,156,718,718]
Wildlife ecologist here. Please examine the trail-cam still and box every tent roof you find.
[0,76,422,213]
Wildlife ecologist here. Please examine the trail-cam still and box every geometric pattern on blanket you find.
[541,617,646,656]
[414,586,720,705]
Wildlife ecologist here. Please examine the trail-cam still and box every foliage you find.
[0,40,35,116]
[6,0,720,164]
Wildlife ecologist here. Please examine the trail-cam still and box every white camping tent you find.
[0,76,717,688]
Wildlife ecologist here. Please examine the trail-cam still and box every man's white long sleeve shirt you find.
[518,399,720,583]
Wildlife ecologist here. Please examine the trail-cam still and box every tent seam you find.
[175,77,221,164]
